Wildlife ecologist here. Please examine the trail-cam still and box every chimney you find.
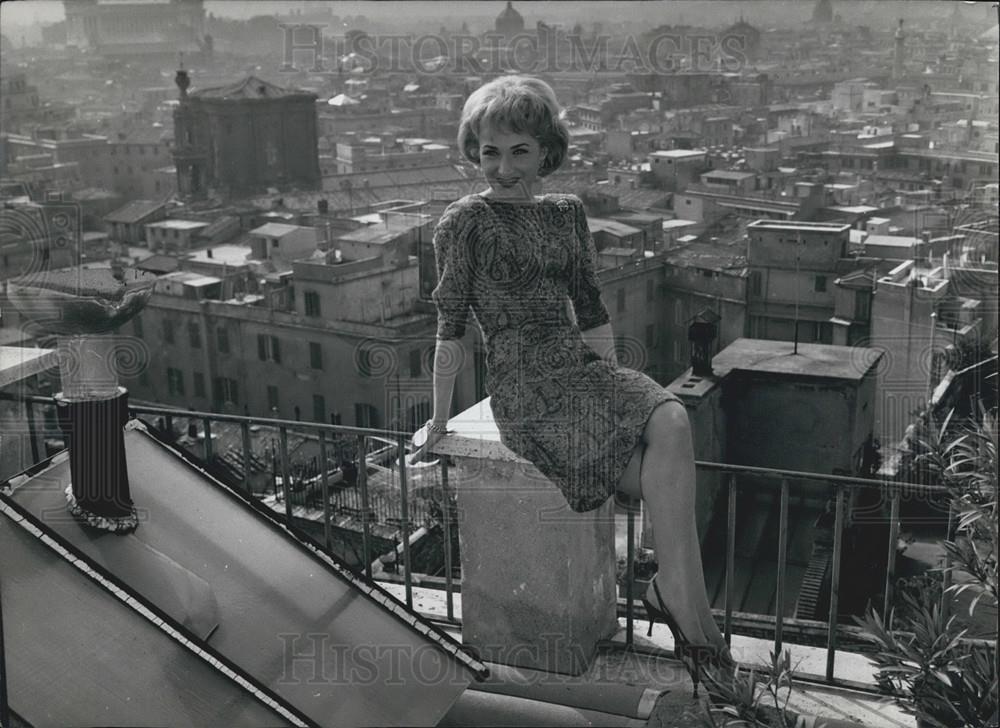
[688,308,721,377]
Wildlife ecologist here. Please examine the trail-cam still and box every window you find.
[213,377,239,405]
[312,394,326,423]
[304,290,321,317]
[132,316,143,338]
[166,367,185,396]
[267,385,279,411]
[617,288,626,313]
[814,275,827,293]
[409,349,421,378]
[750,270,762,296]
[674,300,684,325]
[217,327,229,354]
[257,334,281,363]
[855,289,871,320]
[673,340,682,363]
[163,319,175,344]
[645,324,655,348]
[354,402,380,428]
[193,371,205,398]
[188,322,201,348]
[309,341,323,370]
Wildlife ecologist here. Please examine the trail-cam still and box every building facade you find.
[173,74,320,198]
[746,220,852,344]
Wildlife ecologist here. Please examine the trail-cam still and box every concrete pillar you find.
[432,398,618,676]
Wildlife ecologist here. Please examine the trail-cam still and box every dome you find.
[497,1,523,23]
[495,1,524,36]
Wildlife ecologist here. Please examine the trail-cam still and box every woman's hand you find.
[408,421,450,466]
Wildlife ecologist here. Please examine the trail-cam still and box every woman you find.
[409,75,732,690]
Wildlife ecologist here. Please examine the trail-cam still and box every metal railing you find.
[2,392,956,688]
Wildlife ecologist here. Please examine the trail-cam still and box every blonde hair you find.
[457,75,569,177]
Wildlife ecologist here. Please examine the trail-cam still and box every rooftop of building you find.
[711,338,882,381]
[104,199,167,224]
[146,219,209,231]
[863,233,921,247]
[190,75,311,101]
[664,242,747,272]
[747,220,852,233]
[702,170,757,180]
[649,149,707,159]
[183,244,252,266]
[249,222,307,238]
[588,218,643,237]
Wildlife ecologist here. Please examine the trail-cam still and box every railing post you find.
[319,430,332,554]
[826,485,846,682]
[278,426,292,525]
[883,490,901,625]
[202,417,213,461]
[0,580,10,728]
[24,397,40,465]
[625,501,635,647]
[398,435,413,610]
[441,458,455,622]
[164,413,173,441]
[356,434,372,579]
[724,474,737,645]
[775,478,790,657]
[240,420,253,495]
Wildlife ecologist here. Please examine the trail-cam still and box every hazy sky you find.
[0,0,990,32]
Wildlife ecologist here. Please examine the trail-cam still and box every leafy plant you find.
[856,396,998,728]
[856,590,996,728]
[699,650,796,728]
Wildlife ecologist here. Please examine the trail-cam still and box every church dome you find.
[495,1,524,37]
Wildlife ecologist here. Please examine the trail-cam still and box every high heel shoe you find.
[641,580,734,698]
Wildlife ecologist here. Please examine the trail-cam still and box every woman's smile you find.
[478,126,546,199]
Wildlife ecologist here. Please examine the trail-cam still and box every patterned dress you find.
[432,192,680,513]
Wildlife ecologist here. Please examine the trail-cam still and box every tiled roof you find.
[104,199,166,224]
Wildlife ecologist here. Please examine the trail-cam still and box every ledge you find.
[0,346,59,388]
[428,396,531,464]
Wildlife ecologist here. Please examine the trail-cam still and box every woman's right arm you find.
[431,337,464,425]
[409,208,473,463]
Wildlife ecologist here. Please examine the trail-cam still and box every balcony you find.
[0,389,963,727]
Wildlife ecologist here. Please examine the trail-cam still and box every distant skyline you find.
[0,0,991,34]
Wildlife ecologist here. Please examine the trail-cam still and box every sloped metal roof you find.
[0,498,299,727]
[4,422,487,726]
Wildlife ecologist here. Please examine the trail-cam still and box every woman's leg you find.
[629,400,724,648]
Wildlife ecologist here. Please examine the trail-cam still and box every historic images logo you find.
[278,25,750,76]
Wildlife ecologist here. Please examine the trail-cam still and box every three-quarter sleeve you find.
[570,197,611,331]
[431,210,474,340]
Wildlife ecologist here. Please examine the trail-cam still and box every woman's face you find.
[477,124,547,200]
